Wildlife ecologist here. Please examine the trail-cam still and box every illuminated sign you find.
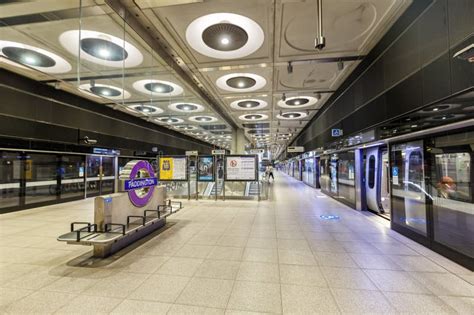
[331,129,343,137]
[121,160,157,207]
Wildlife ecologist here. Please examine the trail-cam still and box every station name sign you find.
[124,177,158,191]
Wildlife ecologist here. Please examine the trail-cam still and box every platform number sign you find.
[331,129,343,137]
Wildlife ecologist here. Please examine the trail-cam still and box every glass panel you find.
[25,153,59,205]
[368,155,376,189]
[337,151,356,206]
[391,140,427,235]
[101,156,115,194]
[431,147,473,258]
[0,151,22,210]
[60,155,85,200]
[330,155,338,194]
[86,155,101,197]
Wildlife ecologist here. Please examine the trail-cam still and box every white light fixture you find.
[78,83,130,100]
[185,13,264,59]
[216,73,266,92]
[189,115,218,123]
[59,30,143,68]
[238,113,268,121]
[277,96,318,109]
[276,111,308,120]
[0,40,72,73]
[133,79,183,97]
[230,99,268,111]
[168,102,205,113]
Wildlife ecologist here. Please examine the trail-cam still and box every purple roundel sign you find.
[123,160,158,207]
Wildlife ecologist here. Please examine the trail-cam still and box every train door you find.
[380,150,391,216]
[365,147,380,212]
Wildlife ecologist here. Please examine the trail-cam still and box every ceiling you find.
[0,0,412,156]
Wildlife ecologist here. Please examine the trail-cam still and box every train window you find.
[368,155,376,189]
[408,151,423,192]
[434,153,472,202]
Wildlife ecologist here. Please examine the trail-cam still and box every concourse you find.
[0,0,473,314]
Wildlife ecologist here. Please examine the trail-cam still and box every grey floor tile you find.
[55,295,123,314]
[279,264,327,287]
[410,272,474,297]
[242,248,278,263]
[156,257,203,277]
[81,271,148,298]
[236,261,280,283]
[439,296,474,314]
[364,269,430,294]
[128,274,190,302]
[175,244,216,259]
[322,267,377,290]
[168,303,225,314]
[314,252,358,268]
[388,255,447,272]
[0,287,33,307]
[110,299,172,314]
[3,290,76,314]
[281,284,340,314]
[350,253,403,270]
[278,249,317,266]
[384,292,456,313]
[227,281,281,314]
[207,246,244,261]
[195,259,240,280]
[176,277,234,308]
[331,288,395,314]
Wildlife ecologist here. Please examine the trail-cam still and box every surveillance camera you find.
[81,136,97,145]
[315,36,325,50]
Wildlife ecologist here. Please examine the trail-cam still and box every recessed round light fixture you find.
[174,125,198,131]
[278,133,292,137]
[277,111,307,120]
[155,116,184,124]
[278,96,318,108]
[0,40,72,73]
[59,30,143,68]
[216,73,266,92]
[168,102,205,113]
[419,104,460,114]
[239,113,268,121]
[133,79,183,97]
[187,130,207,136]
[79,83,130,100]
[189,115,218,123]
[427,114,465,121]
[462,105,474,112]
[230,99,268,110]
[127,104,163,115]
[185,13,264,59]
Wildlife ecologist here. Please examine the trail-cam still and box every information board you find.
[159,156,187,181]
[198,156,214,181]
[225,155,257,181]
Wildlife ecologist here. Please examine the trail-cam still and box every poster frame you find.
[158,155,189,181]
[224,154,258,182]
[197,155,215,182]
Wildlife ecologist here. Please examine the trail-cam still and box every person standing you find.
[267,165,274,181]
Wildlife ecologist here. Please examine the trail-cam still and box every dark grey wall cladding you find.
[0,69,213,154]
[294,0,474,150]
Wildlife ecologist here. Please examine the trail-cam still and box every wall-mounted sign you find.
[392,166,399,185]
[198,156,214,181]
[331,129,343,137]
[93,147,120,155]
[225,155,257,181]
[287,146,304,153]
[159,156,187,181]
[121,160,157,207]
[212,149,226,155]
[186,150,198,156]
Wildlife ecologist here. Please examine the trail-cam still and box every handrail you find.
[127,215,145,226]
[144,209,160,219]
[70,221,92,232]
[105,223,126,235]
[75,224,97,242]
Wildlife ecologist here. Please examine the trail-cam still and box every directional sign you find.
[212,149,226,155]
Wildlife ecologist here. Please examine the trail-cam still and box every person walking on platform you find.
[266,165,275,182]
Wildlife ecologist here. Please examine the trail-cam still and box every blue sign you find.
[320,215,340,220]
[331,129,343,137]
[392,167,399,177]
[124,177,158,191]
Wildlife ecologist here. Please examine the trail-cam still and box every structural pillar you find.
[231,128,247,154]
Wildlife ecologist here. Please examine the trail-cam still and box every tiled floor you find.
[1,172,473,314]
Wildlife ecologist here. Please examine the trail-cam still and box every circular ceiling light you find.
[174,125,198,131]
[185,13,264,59]
[427,114,465,121]
[133,79,183,97]
[419,104,460,114]
[230,99,267,110]
[155,116,184,124]
[189,115,218,123]
[247,129,269,135]
[278,96,318,108]
[187,130,207,136]
[79,83,130,100]
[127,104,163,115]
[216,73,266,92]
[0,40,71,73]
[239,113,268,121]
[278,133,292,137]
[169,102,205,113]
[277,111,308,120]
[59,30,143,68]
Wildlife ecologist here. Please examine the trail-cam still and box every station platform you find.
[0,172,472,314]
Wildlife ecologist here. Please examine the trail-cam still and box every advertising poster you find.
[225,155,257,181]
[198,156,214,181]
[159,156,187,181]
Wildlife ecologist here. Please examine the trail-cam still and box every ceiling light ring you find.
[277,96,318,108]
[79,83,130,100]
[276,111,308,120]
[230,99,268,111]
[0,40,72,73]
[127,104,164,115]
[168,102,205,113]
[239,113,269,121]
[216,73,266,92]
[185,13,264,59]
[189,115,218,123]
[59,30,143,68]
[133,79,183,97]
